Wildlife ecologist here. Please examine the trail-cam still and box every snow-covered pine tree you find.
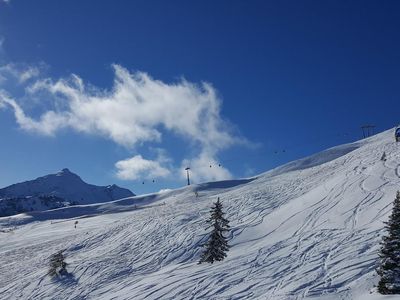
[199,197,230,264]
[377,191,400,294]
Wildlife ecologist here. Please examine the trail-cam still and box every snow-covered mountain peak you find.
[0,169,135,216]
[56,168,74,176]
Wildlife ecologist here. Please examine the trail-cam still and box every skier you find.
[381,152,387,161]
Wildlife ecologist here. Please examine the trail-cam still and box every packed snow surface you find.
[1,129,400,299]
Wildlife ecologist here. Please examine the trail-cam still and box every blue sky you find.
[0,0,399,194]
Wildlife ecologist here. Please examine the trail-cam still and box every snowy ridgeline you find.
[0,194,74,217]
[0,168,134,217]
[1,129,400,299]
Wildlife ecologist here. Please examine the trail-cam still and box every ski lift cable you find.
[135,128,359,184]
[217,130,356,165]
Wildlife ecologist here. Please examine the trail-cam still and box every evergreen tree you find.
[377,191,400,294]
[199,197,230,264]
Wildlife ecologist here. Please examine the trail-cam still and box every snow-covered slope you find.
[0,168,134,216]
[1,129,400,299]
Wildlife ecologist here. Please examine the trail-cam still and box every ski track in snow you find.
[1,130,400,299]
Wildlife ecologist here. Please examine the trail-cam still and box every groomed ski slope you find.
[1,128,400,300]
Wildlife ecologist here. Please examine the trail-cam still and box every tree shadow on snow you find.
[51,271,78,286]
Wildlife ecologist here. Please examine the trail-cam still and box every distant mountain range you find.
[0,168,134,217]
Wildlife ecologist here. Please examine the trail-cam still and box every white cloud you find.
[181,151,232,183]
[0,64,248,182]
[19,67,40,83]
[5,64,240,149]
[0,91,67,135]
[115,155,171,180]
[0,63,41,84]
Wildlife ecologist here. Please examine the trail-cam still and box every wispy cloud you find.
[0,63,41,84]
[0,91,67,135]
[0,64,248,182]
